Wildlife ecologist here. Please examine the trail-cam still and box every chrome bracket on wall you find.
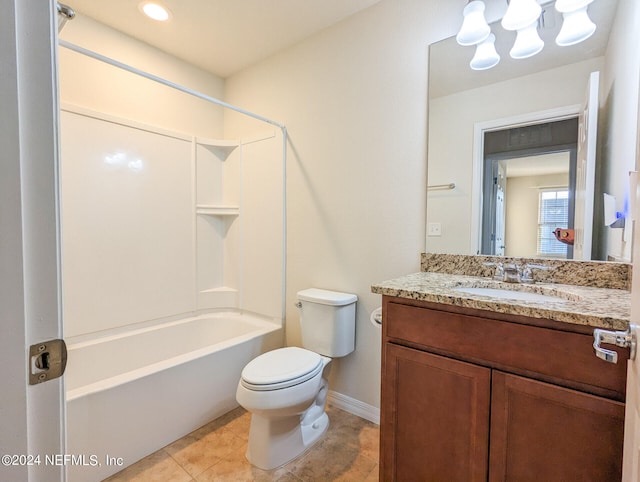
[593,328,637,364]
[29,339,67,385]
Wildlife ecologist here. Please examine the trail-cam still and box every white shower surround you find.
[60,104,285,338]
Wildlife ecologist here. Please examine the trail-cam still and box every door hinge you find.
[29,339,67,385]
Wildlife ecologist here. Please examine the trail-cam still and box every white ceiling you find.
[65,0,383,78]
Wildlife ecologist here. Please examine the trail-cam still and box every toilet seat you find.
[240,347,323,391]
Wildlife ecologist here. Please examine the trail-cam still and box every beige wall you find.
[224,0,468,408]
[59,15,225,138]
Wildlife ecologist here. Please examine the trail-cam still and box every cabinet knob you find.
[593,328,636,363]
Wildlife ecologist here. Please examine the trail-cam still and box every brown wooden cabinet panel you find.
[379,296,627,481]
[489,371,625,482]
[381,343,491,482]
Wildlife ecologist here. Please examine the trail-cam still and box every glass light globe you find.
[556,7,596,46]
[502,0,542,31]
[510,21,544,59]
[470,34,501,70]
[456,1,491,46]
[555,0,594,13]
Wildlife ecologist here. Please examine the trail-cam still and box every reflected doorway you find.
[481,118,578,258]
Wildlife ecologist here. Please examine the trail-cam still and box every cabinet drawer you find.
[385,301,627,399]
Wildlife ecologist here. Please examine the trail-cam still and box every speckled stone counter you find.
[421,253,632,290]
[372,272,631,331]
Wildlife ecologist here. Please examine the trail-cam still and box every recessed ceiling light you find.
[139,2,171,22]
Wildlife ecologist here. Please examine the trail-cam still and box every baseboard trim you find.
[327,390,380,425]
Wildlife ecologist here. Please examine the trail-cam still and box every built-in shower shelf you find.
[195,137,240,160]
[200,287,238,293]
[197,286,239,309]
[196,205,240,216]
[194,136,242,311]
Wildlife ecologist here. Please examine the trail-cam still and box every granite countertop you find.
[371,272,631,330]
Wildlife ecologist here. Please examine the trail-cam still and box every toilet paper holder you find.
[371,307,382,327]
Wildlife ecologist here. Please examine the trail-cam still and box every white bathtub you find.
[65,311,282,482]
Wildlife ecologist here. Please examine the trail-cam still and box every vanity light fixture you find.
[139,2,171,22]
[470,33,501,70]
[456,0,598,70]
[456,1,491,46]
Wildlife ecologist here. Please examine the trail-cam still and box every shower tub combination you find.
[65,311,282,482]
[58,28,289,482]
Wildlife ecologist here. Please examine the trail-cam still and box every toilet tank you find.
[296,288,357,357]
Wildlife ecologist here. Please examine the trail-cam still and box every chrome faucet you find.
[520,263,549,283]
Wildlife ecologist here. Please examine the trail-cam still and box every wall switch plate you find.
[428,222,442,236]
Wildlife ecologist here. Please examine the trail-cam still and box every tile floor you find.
[104,404,379,482]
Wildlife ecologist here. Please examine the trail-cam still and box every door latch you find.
[593,328,636,364]
[29,339,67,385]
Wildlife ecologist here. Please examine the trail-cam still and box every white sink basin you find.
[452,286,567,303]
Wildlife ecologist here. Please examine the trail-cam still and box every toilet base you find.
[245,379,330,470]
[246,411,329,470]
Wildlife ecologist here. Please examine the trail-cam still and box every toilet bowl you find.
[236,347,332,469]
[236,288,357,470]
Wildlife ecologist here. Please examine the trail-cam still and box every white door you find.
[573,71,599,260]
[622,171,640,480]
[0,1,66,481]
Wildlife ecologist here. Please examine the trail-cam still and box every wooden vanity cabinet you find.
[380,296,628,482]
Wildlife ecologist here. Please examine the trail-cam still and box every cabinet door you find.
[381,343,491,482]
[490,371,625,482]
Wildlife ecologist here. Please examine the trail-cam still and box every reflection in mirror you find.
[426,0,639,263]
[481,118,577,258]
[502,153,572,258]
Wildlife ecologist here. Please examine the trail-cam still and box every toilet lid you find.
[241,347,323,391]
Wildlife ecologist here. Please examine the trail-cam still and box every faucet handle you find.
[502,262,522,283]
[521,263,550,283]
[525,263,549,269]
[483,261,504,281]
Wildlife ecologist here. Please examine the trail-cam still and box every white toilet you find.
[236,288,357,470]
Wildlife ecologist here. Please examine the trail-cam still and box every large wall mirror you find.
[426,0,639,262]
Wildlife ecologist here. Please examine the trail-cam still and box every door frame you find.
[622,170,640,480]
[471,105,581,255]
[0,1,65,480]
[621,55,640,477]
[482,159,507,256]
